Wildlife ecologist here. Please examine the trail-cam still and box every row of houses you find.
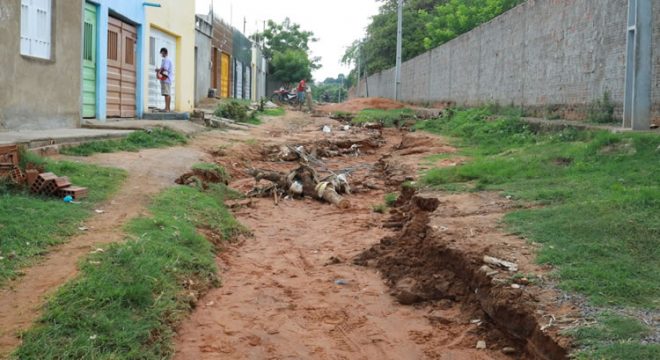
[0,0,269,131]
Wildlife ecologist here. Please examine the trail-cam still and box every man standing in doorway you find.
[156,48,173,112]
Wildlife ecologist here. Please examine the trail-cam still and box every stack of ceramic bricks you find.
[1,144,88,200]
[28,172,88,200]
[0,145,23,185]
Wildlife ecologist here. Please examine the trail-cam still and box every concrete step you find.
[0,129,134,149]
[142,112,191,120]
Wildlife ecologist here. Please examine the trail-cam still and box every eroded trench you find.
[177,122,573,359]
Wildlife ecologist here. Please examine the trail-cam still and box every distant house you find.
[0,0,84,130]
[211,18,234,99]
[86,0,147,120]
[195,15,213,106]
[233,29,252,100]
[143,0,195,114]
[251,44,267,101]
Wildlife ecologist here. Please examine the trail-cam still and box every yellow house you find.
[144,0,195,113]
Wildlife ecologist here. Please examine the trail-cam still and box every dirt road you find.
[1,110,570,359]
[173,111,512,359]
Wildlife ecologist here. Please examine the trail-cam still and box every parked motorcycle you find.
[270,87,299,105]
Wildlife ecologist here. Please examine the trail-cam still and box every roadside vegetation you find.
[14,172,246,359]
[352,108,415,127]
[0,152,126,283]
[60,128,187,157]
[416,107,659,358]
[215,100,285,126]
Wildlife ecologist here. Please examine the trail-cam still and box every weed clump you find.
[587,91,616,124]
[61,128,187,156]
[215,100,250,122]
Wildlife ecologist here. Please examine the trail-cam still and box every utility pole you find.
[623,0,652,130]
[394,0,403,100]
[356,45,361,98]
[243,17,246,34]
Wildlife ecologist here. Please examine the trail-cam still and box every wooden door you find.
[106,17,136,118]
[82,2,97,118]
[120,22,137,117]
[220,52,230,98]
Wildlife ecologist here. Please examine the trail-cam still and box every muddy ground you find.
[0,110,575,359]
[173,111,575,359]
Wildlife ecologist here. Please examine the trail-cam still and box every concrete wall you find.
[90,0,146,120]
[0,0,83,130]
[145,0,195,112]
[357,0,660,124]
[195,16,212,105]
[251,45,267,101]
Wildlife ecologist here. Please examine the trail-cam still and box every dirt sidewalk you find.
[0,141,212,357]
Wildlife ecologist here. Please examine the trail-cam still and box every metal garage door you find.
[235,60,243,99]
[107,17,136,118]
[148,28,176,110]
[244,66,251,100]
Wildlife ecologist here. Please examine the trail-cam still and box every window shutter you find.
[20,0,51,59]
[20,0,31,55]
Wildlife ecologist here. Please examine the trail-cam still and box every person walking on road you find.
[156,48,173,112]
[297,79,306,111]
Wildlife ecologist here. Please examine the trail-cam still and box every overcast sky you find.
[195,0,381,81]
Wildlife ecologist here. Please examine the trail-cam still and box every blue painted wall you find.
[87,0,146,119]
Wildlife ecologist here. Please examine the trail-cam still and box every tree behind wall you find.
[252,18,320,84]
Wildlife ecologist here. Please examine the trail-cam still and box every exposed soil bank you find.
[356,188,575,359]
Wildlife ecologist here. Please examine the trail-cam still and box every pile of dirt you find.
[318,97,408,113]
[355,188,574,359]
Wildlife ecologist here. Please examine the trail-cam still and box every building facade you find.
[194,15,213,105]
[87,0,146,120]
[0,0,83,130]
[144,0,195,113]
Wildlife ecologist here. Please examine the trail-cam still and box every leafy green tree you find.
[421,0,524,49]
[253,18,316,58]
[270,50,313,84]
[343,0,440,75]
[345,0,524,76]
[253,18,320,84]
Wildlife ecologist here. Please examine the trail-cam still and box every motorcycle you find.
[270,87,299,105]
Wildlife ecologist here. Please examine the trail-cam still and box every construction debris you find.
[0,144,88,200]
[246,164,351,209]
[483,256,519,272]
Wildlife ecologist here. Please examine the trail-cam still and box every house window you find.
[20,0,52,59]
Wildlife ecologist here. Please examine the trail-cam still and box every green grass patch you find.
[372,203,387,214]
[0,155,126,284]
[352,108,416,127]
[569,313,659,360]
[384,192,398,206]
[60,128,187,157]
[14,183,246,359]
[417,107,660,357]
[261,107,285,117]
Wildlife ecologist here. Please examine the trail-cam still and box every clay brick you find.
[54,176,71,189]
[31,172,58,194]
[10,167,24,184]
[57,186,88,200]
[0,145,19,166]
[25,169,39,187]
